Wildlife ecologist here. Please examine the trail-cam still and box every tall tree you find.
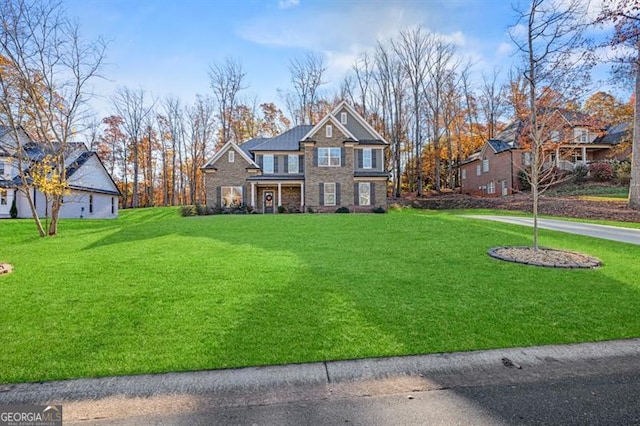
[288,52,328,125]
[479,68,508,140]
[597,0,640,209]
[0,0,106,236]
[112,87,153,208]
[510,0,591,249]
[209,57,246,146]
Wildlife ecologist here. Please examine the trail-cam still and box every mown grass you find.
[547,182,629,199]
[1,207,639,384]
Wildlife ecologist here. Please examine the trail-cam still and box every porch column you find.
[582,146,587,165]
[555,147,560,167]
[277,183,282,206]
[300,182,305,207]
[251,182,256,207]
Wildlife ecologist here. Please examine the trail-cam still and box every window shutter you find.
[300,155,304,173]
[372,150,378,169]
[216,186,221,208]
[357,150,363,168]
[354,183,359,205]
[284,156,289,173]
[336,182,341,205]
[319,183,324,206]
[257,155,263,169]
[340,148,346,167]
[274,156,279,173]
[314,148,318,166]
[371,184,376,205]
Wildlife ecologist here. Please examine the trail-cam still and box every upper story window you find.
[318,147,341,167]
[228,151,235,163]
[574,128,588,143]
[550,130,560,142]
[476,164,481,176]
[341,112,347,125]
[0,160,5,177]
[482,159,489,172]
[288,155,299,174]
[326,124,333,138]
[263,154,274,173]
[462,169,467,180]
[363,149,372,169]
[522,152,532,166]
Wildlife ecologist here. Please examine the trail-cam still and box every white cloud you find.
[497,42,514,56]
[278,0,299,10]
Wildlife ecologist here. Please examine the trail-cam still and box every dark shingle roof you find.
[251,125,313,151]
[595,122,631,145]
[487,139,512,153]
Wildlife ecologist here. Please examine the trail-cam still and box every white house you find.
[0,126,120,219]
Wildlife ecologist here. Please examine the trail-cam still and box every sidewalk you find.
[462,215,640,245]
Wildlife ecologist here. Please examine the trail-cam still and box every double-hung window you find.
[363,149,372,169]
[324,183,336,206]
[482,159,489,172]
[318,148,341,167]
[476,164,481,176]
[288,155,299,173]
[487,181,496,194]
[358,182,371,206]
[263,154,274,173]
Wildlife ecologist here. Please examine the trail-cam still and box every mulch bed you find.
[488,246,601,269]
[0,263,13,275]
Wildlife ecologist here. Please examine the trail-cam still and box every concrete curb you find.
[1,338,639,404]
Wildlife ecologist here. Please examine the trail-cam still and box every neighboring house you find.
[460,109,623,197]
[0,126,121,219]
[202,101,389,212]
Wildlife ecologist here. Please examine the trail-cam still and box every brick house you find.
[202,101,389,212]
[460,109,625,197]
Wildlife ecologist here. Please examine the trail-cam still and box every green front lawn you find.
[1,208,639,384]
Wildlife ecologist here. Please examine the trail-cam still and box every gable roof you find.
[594,122,631,145]
[202,141,259,169]
[251,125,313,151]
[487,139,512,154]
[331,100,389,144]
[301,113,357,142]
[238,137,269,156]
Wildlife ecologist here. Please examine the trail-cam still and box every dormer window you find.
[326,124,333,138]
[574,128,588,143]
[263,154,274,173]
[228,151,235,163]
[341,112,347,125]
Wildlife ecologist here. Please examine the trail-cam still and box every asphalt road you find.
[2,339,639,425]
[462,215,640,245]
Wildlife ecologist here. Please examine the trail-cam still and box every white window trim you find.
[263,154,274,174]
[358,182,371,206]
[326,124,333,138]
[228,151,235,163]
[288,154,299,174]
[482,159,489,173]
[476,164,481,176]
[340,112,347,125]
[487,181,495,194]
[324,182,336,206]
[221,186,243,207]
[363,148,372,169]
[318,147,341,167]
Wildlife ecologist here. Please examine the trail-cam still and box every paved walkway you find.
[462,215,640,245]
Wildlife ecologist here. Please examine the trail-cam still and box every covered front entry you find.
[248,180,304,213]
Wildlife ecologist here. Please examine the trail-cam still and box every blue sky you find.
[65,0,622,118]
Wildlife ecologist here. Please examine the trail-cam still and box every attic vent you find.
[326,125,333,138]
[341,112,347,125]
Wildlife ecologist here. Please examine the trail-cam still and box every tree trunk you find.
[629,47,640,209]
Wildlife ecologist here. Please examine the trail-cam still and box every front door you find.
[263,191,275,214]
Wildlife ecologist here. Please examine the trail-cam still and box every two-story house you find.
[460,109,621,197]
[202,101,389,212]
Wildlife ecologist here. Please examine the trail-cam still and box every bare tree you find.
[186,95,216,204]
[479,68,508,140]
[0,0,106,236]
[288,52,328,125]
[209,56,246,146]
[112,86,153,208]
[162,96,186,205]
[510,0,591,249]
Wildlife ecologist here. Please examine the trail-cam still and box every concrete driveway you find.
[462,215,640,245]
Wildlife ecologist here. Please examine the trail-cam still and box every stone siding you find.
[204,147,252,207]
